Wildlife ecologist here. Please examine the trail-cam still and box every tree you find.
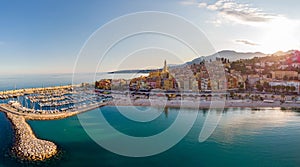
[238,94,242,99]
[230,92,235,99]
[285,86,291,94]
[271,86,276,93]
[291,86,296,93]
[271,95,275,100]
[263,82,270,91]
[281,94,286,101]
[256,83,263,92]
[275,85,281,93]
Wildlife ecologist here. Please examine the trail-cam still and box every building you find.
[292,63,300,68]
[270,71,298,80]
[244,74,260,86]
[95,79,111,90]
[129,60,177,91]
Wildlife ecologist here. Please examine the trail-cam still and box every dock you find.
[0,102,107,120]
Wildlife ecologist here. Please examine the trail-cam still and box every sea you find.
[0,73,300,167]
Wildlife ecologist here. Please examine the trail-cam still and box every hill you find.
[186,50,266,65]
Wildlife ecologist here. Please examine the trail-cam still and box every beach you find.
[109,94,300,109]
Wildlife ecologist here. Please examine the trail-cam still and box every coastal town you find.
[96,50,300,105]
[3,0,300,166]
[1,50,300,162]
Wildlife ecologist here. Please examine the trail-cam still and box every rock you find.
[5,113,57,161]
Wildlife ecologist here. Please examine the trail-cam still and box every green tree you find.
[271,95,275,100]
[256,83,263,92]
[230,92,235,98]
[281,94,286,101]
[263,82,270,92]
[285,86,291,94]
[291,86,296,93]
[271,86,276,93]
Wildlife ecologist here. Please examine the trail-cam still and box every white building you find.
[266,62,275,66]
[292,63,300,68]
[278,64,289,70]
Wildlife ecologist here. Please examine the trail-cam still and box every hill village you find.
[96,50,300,102]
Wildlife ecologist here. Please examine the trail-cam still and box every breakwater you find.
[0,102,108,161]
[5,112,57,161]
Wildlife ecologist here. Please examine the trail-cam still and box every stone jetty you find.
[0,102,108,161]
[5,112,57,161]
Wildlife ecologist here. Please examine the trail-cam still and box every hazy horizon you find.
[1,48,298,75]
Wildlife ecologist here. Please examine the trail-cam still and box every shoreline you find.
[0,85,75,96]
[108,98,300,109]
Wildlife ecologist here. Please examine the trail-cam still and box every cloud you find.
[180,0,198,6]
[235,40,259,46]
[198,2,207,8]
[183,0,280,25]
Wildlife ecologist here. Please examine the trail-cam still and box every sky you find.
[1,0,300,74]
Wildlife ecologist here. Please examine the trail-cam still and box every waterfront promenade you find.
[109,94,300,109]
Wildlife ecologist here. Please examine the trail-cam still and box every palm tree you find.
[292,96,296,102]
[271,95,275,101]
[291,86,296,93]
[238,94,242,100]
[275,85,280,93]
[281,94,286,101]
[280,86,285,93]
[271,86,276,93]
[285,86,291,94]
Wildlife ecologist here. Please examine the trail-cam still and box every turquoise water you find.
[1,74,300,166]
[1,107,300,167]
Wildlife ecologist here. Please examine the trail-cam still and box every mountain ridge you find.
[185,50,266,65]
[109,50,297,73]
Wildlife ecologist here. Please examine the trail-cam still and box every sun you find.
[259,17,300,53]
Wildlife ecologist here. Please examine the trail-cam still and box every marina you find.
[0,85,112,161]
